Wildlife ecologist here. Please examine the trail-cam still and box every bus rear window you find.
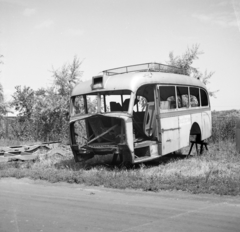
[177,86,189,108]
[200,89,208,106]
[190,87,200,107]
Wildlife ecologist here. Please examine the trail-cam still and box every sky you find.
[0,0,240,111]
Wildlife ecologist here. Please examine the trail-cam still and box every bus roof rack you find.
[103,62,187,76]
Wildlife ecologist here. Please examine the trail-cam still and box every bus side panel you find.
[161,116,179,155]
[201,110,212,140]
[179,114,191,148]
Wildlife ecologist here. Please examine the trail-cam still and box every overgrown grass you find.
[1,110,240,195]
[1,141,240,196]
[211,109,240,143]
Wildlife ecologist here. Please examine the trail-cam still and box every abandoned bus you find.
[69,63,211,164]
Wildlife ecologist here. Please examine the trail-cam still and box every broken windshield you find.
[71,90,132,116]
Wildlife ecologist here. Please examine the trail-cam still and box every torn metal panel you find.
[0,141,62,163]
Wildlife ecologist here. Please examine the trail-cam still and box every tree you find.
[139,45,216,109]
[40,56,84,141]
[0,54,5,138]
[0,55,8,120]
[52,56,83,97]
[0,54,5,116]
[10,86,35,140]
[0,85,8,120]
[32,87,70,141]
[168,44,217,97]
[11,86,35,118]
[0,83,4,114]
[9,56,84,141]
[32,56,84,142]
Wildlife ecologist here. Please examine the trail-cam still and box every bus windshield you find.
[71,90,132,115]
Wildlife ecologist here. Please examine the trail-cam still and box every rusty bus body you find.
[69,63,211,164]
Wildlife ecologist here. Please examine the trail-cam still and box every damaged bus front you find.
[69,88,136,164]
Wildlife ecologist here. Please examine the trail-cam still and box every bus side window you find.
[159,86,176,110]
[72,95,86,115]
[190,87,200,107]
[176,86,189,108]
[200,89,208,106]
[167,96,176,109]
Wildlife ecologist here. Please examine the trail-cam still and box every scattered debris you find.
[0,141,68,163]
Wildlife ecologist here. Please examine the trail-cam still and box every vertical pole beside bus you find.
[154,86,162,155]
[236,117,240,153]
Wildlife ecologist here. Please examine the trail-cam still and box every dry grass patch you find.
[0,140,240,195]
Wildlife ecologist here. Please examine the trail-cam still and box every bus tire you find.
[190,122,201,142]
[174,149,183,155]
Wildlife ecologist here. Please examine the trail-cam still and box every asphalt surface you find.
[0,178,240,232]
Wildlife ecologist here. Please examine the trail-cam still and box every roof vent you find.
[92,75,103,90]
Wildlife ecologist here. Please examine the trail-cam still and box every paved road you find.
[0,178,240,232]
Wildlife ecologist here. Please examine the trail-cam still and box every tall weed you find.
[211,110,240,142]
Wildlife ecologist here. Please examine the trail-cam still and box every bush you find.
[211,110,240,143]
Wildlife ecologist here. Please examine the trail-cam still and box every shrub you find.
[211,110,240,142]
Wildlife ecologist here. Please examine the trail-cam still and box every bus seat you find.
[110,102,122,111]
[123,98,139,111]
[143,102,156,137]
[169,100,176,109]
[160,101,170,109]
[122,99,130,111]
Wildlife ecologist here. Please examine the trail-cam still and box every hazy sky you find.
[0,0,240,111]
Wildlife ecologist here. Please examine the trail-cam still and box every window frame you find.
[200,88,209,107]
[189,87,200,108]
[157,84,210,112]
[176,85,190,109]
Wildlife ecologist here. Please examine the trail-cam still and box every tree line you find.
[0,56,83,142]
[0,45,215,142]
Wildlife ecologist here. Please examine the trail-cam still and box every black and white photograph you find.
[0,0,240,231]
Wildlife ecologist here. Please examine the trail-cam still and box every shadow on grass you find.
[54,151,191,171]
[144,152,188,166]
